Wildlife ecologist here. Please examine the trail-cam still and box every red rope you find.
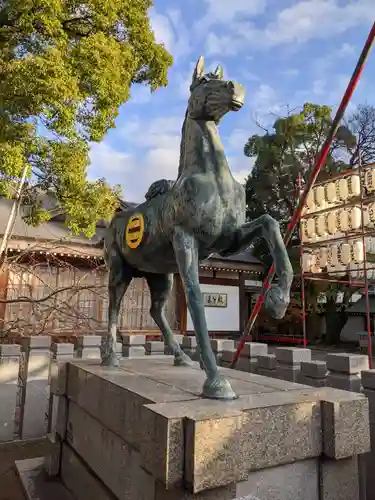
[231,22,375,369]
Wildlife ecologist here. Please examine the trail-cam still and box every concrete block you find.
[361,369,375,390]
[327,373,362,392]
[275,347,311,365]
[321,394,370,459]
[326,353,369,374]
[182,336,197,349]
[154,482,236,500]
[257,367,277,379]
[301,361,327,379]
[44,433,61,477]
[298,374,326,388]
[122,346,145,358]
[236,357,257,373]
[74,336,101,359]
[221,349,236,364]
[55,396,68,440]
[121,334,146,346]
[210,339,235,352]
[236,342,268,358]
[145,341,165,355]
[276,364,301,382]
[319,456,360,500]
[257,354,276,370]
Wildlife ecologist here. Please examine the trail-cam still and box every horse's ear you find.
[192,56,205,83]
[214,64,224,80]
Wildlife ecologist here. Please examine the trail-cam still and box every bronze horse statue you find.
[102,56,293,400]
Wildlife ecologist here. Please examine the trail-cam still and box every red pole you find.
[298,174,307,348]
[231,22,375,369]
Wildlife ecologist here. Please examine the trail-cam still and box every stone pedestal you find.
[17,336,51,439]
[35,356,371,500]
[275,347,311,382]
[0,344,21,442]
[234,342,268,373]
[145,341,165,356]
[327,354,369,392]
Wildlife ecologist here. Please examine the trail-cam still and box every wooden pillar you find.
[239,273,246,335]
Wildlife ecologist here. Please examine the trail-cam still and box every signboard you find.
[125,213,145,249]
[203,292,227,308]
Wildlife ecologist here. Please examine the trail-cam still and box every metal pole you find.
[359,154,373,367]
[231,22,375,369]
[298,174,307,347]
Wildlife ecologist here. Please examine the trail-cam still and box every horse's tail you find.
[103,217,116,266]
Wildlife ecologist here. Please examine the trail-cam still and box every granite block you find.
[154,482,236,500]
[257,354,276,370]
[275,347,311,365]
[44,433,61,477]
[184,399,322,493]
[66,401,136,499]
[236,459,319,500]
[121,334,146,346]
[235,342,268,358]
[236,358,257,373]
[21,336,51,349]
[66,361,197,450]
[301,361,327,379]
[74,336,102,348]
[49,360,71,396]
[321,394,370,459]
[60,443,116,500]
[257,367,276,379]
[326,353,369,374]
[0,344,21,356]
[51,343,75,356]
[319,456,359,500]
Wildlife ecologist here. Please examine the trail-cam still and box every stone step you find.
[15,457,73,500]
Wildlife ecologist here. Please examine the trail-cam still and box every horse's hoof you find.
[174,352,194,367]
[101,353,119,367]
[264,285,289,320]
[201,375,238,400]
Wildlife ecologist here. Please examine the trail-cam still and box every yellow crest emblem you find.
[125,213,145,249]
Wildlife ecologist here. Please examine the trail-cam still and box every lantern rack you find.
[298,160,375,368]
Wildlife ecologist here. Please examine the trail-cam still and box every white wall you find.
[187,284,239,332]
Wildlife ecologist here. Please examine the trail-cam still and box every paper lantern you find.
[352,241,364,263]
[315,215,326,237]
[325,182,337,203]
[305,191,315,214]
[315,186,325,207]
[302,253,312,272]
[326,211,337,235]
[349,262,359,279]
[368,202,375,224]
[365,169,375,192]
[348,206,362,230]
[340,243,351,265]
[319,247,329,268]
[337,178,349,200]
[362,206,370,227]
[328,245,339,266]
[338,210,349,232]
[348,175,361,196]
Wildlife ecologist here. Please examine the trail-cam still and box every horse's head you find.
[188,56,245,123]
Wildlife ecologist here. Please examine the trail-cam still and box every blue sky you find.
[88,0,375,202]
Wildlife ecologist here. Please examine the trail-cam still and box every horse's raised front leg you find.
[101,256,133,367]
[145,272,193,366]
[222,214,293,319]
[173,227,237,400]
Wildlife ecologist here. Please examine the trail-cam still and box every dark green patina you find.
[102,57,293,400]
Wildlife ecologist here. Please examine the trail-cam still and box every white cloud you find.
[251,84,281,116]
[196,0,267,31]
[149,8,191,60]
[202,0,374,55]
[226,128,249,151]
[281,68,300,78]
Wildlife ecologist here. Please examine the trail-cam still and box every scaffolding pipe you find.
[231,22,375,369]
